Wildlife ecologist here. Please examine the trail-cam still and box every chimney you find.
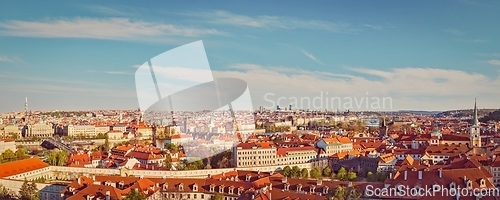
[404,171,407,181]
[77,177,81,185]
[317,179,322,186]
[418,171,422,180]
[389,172,393,179]
[92,175,95,181]
[438,168,442,179]
[105,191,110,200]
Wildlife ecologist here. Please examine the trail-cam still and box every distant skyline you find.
[1,1,500,113]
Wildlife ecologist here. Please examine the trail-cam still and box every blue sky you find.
[1,0,500,112]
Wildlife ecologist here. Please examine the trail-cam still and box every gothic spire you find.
[473,98,479,126]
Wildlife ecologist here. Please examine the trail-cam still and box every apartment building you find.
[24,123,53,138]
[233,142,277,167]
[276,144,318,166]
[63,125,97,137]
[320,137,353,158]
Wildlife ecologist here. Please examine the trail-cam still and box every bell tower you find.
[470,99,481,147]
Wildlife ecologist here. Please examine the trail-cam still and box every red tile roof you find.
[0,158,49,178]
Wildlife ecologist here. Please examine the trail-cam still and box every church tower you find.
[470,99,481,147]
[379,116,388,138]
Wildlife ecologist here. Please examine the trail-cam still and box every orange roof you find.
[0,158,49,178]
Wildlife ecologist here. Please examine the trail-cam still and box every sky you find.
[1,0,500,112]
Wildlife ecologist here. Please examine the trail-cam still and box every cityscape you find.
[2,1,500,200]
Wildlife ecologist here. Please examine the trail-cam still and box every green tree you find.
[376,172,388,182]
[330,186,362,200]
[56,151,69,166]
[164,153,172,169]
[210,193,224,200]
[0,184,16,199]
[347,171,357,181]
[19,179,39,200]
[291,166,301,178]
[336,167,347,181]
[310,167,322,179]
[333,186,346,200]
[322,166,332,177]
[366,171,374,182]
[300,168,309,179]
[16,148,27,160]
[124,189,146,200]
[282,166,292,177]
[165,143,178,153]
[2,149,16,162]
[103,134,110,152]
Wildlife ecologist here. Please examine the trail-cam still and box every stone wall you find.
[48,162,314,179]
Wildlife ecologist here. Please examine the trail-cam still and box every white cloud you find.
[301,50,323,64]
[0,55,24,63]
[443,29,465,36]
[207,64,500,110]
[487,59,500,66]
[0,17,226,41]
[87,70,133,75]
[81,5,136,16]
[459,39,488,43]
[364,24,382,30]
[183,10,353,33]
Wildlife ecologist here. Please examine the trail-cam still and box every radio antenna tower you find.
[25,97,28,115]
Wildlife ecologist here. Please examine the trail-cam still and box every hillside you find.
[435,109,497,118]
[480,109,500,122]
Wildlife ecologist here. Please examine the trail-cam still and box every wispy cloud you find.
[364,24,382,30]
[487,59,500,66]
[0,17,226,41]
[301,50,323,64]
[0,55,24,63]
[182,10,354,33]
[475,53,500,57]
[458,39,488,43]
[212,63,500,110]
[87,70,133,75]
[81,5,138,16]
[443,29,465,36]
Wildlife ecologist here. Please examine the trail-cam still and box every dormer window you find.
[245,174,251,181]
[229,186,234,194]
[309,185,316,193]
[480,179,486,188]
[323,186,329,194]
[192,184,198,192]
[238,187,243,195]
[296,184,302,192]
[210,184,215,192]
[219,185,224,193]
[284,183,290,191]
[163,183,168,191]
[467,180,473,189]
[178,183,184,191]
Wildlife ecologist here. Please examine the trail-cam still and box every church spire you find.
[473,98,479,126]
